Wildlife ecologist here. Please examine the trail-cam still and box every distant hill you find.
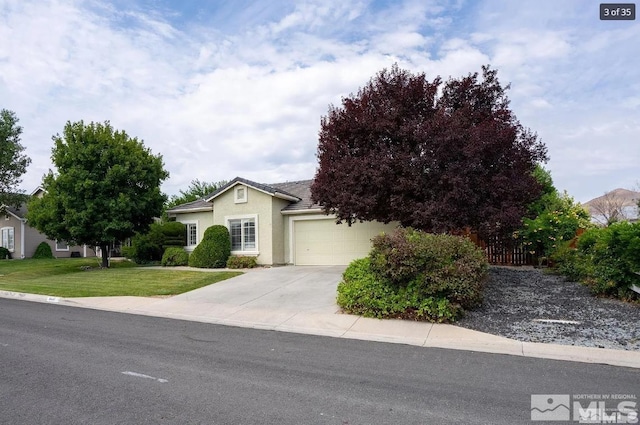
[584,188,640,224]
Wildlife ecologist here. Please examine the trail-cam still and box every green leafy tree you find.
[27,121,169,267]
[526,165,558,217]
[167,179,227,209]
[0,109,31,207]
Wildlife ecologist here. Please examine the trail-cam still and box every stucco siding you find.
[271,198,290,265]
[174,210,214,251]
[213,185,274,265]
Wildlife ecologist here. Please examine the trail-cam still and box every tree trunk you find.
[100,243,109,268]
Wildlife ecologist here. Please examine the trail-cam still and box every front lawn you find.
[0,258,242,297]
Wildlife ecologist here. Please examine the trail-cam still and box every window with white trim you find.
[186,223,198,246]
[55,240,69,251]
[1,227,14,252]
[234,186,247,203]
[229,218,255,251]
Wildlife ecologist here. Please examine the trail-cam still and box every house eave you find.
[206,181,301,203]
[274,192,301,202]
[0,205,25,221]
[167,207,213,215]
[281,208,325,215]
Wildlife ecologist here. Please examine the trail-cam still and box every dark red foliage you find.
[311,65,548,237]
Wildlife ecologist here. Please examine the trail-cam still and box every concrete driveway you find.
[140,266,349,330]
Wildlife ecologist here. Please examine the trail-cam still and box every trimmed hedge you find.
[337,228,489,322]
[161,247,189,267]
[226,256,257,269]
[32,242,54,259]
[188,225,231,268]
[161,221,187,247]
[0,246,11,260]
[126,221,187,264]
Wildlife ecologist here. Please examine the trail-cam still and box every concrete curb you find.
[1,290,639,369]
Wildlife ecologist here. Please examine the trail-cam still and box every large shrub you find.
[161,247,189,267]
[552,224,640,301]
[516,191,592,260]
[188,225,231,268]
[127,231,163,264]
[369,228,488,309]
[579,223,640,300]
[32,242,54,259]
[0,246,11,260]
[160,221,186,247]
[338,228,489,322]
[126,221,187,264]
[337,258,460,322]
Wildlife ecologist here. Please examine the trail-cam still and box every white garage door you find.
[293,219,395,265]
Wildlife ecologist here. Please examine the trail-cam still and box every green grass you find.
[0,258,242,297]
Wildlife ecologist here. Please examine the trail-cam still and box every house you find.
[1,203,94,259]
[584,188,640,225]
[166,177,396,265]
[1,188,96,259]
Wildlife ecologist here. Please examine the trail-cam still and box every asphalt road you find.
[0,298,637,425]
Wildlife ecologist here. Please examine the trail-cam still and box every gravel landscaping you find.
[457,266,640,351]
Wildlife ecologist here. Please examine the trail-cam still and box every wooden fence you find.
[456,229,537,266]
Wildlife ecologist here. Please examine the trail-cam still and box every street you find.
[0,298,637,424]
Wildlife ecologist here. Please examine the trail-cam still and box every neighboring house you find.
[1,203,95,259]
[1,188,96,259]
[166,177,396,266]
[584,188,640,225]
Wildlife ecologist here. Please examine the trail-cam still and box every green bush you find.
[369,228,488,310]
[188,225,231,268]
[126,222,186,264]
[0,246,11,259]
[32,242,54,259]
[550,240,592,282]
[337,228,488,322]
[226,256,257,269]
[160,221,186,247]
[161,247,189,266]
[337,258,459,322]
[516,191,592,259]
[581,222,640,300]
[553,224,640,300]
[128,232,163,264]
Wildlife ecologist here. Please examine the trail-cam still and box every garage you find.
[293,218,396,265]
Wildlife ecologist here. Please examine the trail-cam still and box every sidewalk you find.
[2,287,639,369]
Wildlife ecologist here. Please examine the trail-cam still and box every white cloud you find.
[1,0,638,207]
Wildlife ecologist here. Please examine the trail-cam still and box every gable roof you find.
[205,177,301,203]
[0,203,27,220]
[165,198,213,214]
[167,177,322,214]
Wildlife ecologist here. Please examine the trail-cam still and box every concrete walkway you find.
[2,266,639,369]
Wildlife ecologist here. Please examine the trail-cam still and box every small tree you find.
[188,225,231,268]
[311,65,548,237]
[0,109,31,207]
[27,121,168,267]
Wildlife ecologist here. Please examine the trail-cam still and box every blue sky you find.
[1,0,638,203]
